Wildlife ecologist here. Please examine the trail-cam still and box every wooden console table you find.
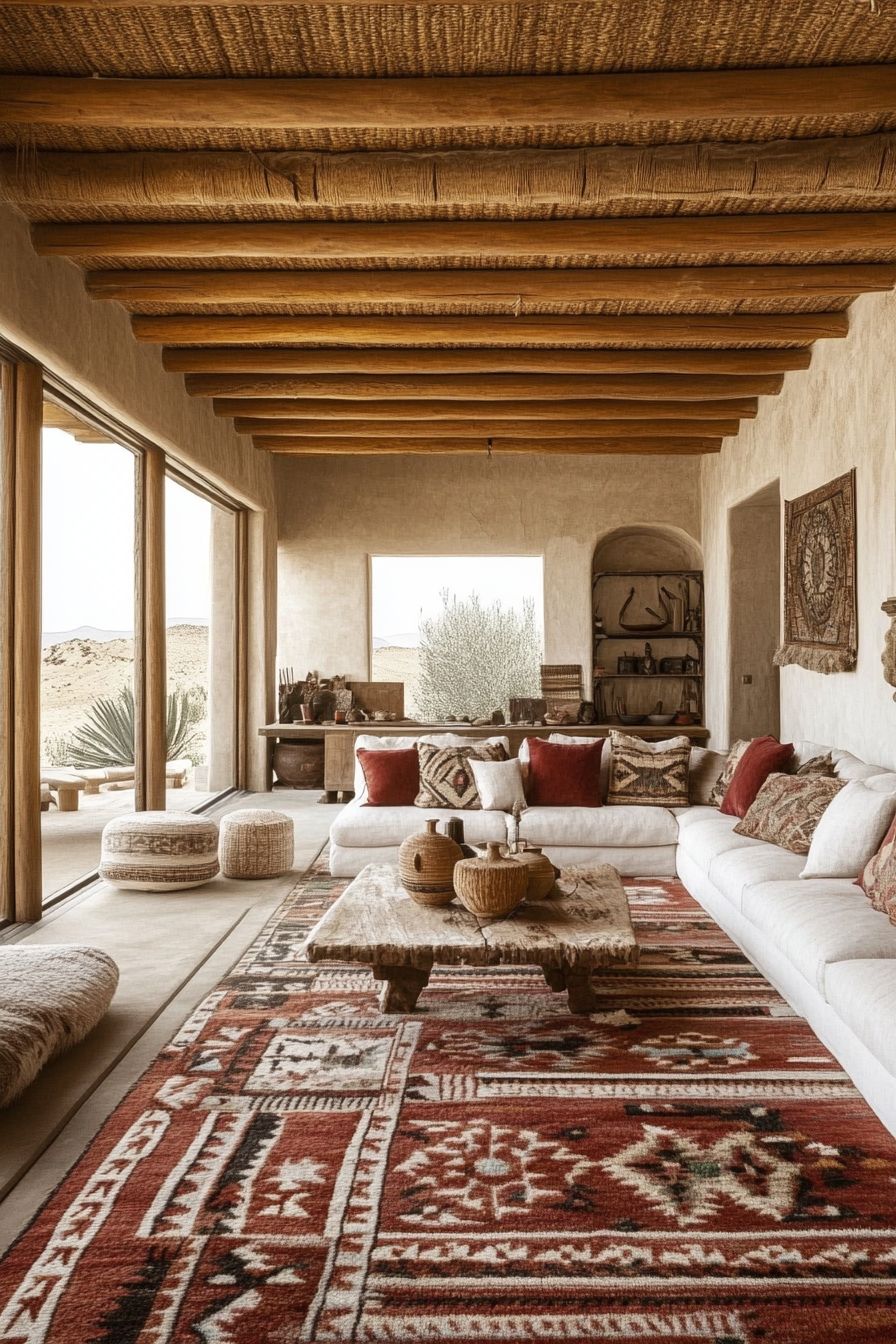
[259,720,710,798]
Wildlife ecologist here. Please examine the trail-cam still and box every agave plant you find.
[64,684,208,768]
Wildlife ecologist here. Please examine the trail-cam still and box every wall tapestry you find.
[774,468,857,675]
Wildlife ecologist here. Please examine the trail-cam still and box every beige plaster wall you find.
[702,288,896,766]
[275,453,702,685]
[0,203,278,786]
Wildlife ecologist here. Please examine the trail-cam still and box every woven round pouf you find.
[100,812,220,892]
[219,810,294,880]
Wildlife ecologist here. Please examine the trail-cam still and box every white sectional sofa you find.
[330,731,896,1135]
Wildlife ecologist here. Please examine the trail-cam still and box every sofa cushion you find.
[741,880,896,996]
[674,805,724,832]
[825,960,896,1079]
[733,773,845,854]
[607,731,690,808]
[527,737,604,808]
[708,739,749,807]
[831,748,890,782]
[708,844,806,912]
[720,736,794,818]
[414,741,508,810]
[352,734,510,795]
[331,801,508,849]
[469,756,526,812]
[858,814,896,915]
[688,748,727,805]
[519,804,677,849]
[675,811,756,875]
[801,777,896,879]
[519,734,611,802]
[357,748,419,806]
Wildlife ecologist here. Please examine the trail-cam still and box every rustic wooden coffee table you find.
[303,862,639,1014]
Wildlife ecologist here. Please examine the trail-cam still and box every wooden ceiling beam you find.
[163,348,810,375]
[134,312,845,347]
[10,138,896,210]
[85,264,896,308]
[235,416,741,437]
[253,435,723,455]
[214,396,760,420]
[186,372,784,399]
[33,214,896,260]
[5,69,895,130]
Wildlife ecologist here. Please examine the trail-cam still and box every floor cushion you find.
[100,812,220,891]
[0,946,119,1107]
[825,960,896,1079]
[219,809,294,879]
[740,879,896,997]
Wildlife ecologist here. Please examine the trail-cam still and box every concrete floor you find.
[40,783,216,900]
[0,788,341,1252]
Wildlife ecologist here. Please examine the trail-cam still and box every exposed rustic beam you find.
[134,312,845,348]
[86,264,896,308]
[186,372,784,399]
[253,435,723,455]
[32,214,896,260]
[235,416,741,438]
[163,348,811,375]
[5,69,895,131]
[10,138,896,210]
[215,396,760,420]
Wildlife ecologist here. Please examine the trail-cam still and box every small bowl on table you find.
[647,713,677,725]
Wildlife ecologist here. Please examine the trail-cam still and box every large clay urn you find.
[511,846,558,901]
[454,842,528,917]
[398,820,462,906]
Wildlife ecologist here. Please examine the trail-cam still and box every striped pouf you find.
[100,813,220,892]
[219,810,294,880]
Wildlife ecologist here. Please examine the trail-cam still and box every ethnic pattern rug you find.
[2,859,896,1343]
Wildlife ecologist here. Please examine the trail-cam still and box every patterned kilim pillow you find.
[795,752,837,778]
[606,731,691,808]
[707,739,750,808]
[734,773,846,854]
[414,741,508,809]
[858,814,896,917]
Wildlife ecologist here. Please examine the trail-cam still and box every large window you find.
[371,556,544,720]
[40,402,137,899]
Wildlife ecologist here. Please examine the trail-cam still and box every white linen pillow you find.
[469,757,527,812]
[801,778,896,879]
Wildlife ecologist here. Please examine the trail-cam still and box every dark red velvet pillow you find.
[358,748,420,806]
[526,737,604,808]
[720,735,794,819]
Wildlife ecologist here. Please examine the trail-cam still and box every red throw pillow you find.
[526,737,604,808]
[358,748,420,806]
[720,735,794,819]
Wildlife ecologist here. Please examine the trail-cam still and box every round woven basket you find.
[454,842,528,917]
[398,820,462,906]
[220,809,294,880]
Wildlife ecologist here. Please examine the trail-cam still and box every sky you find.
[41,427,212,633]
[371,555,544,646]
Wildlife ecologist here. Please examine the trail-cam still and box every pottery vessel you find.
[454,842,528,917]
[398,820,462,906]
[511,846,558,901]
[273,741,324,789]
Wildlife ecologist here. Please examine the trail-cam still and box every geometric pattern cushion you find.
[606,731,691,808]
[795,752,837,778]
[100,812,220,891]
[219,809,294,880]
[414,741,508,810]
[734,773,846,854]
[707,738,750,807]
[858,813,896,919]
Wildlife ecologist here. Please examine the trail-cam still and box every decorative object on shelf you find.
[684,654,700,674]
[613,696,646,725]
[273,740,325,788]
[509,696,547,724]
[346,707,367,723]
[398,820,462,906]
[577,701,597,724]
[662,586,686,632]
[594,612,605,638]
[454,841,528,917]
[660,656,686,675]
[775,468,857,674]
[618,582,670,632]
[441,817,477,858]
[540,664,584,705]
[299,704,315,723]
[640,642,657,675]
[617,654,640,675]
[881,599,896,702]
[511,846,558,900]
[647,700,676,726]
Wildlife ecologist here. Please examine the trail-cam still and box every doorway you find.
[728,482,781,743]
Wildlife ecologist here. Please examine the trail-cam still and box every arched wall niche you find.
[592,525,703,575]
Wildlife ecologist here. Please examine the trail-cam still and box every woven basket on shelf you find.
[454,842,528,917]
[398,820,462,906]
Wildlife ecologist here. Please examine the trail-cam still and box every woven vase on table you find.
[511,846,558,901]
[398,820,462,905]
[454,841,528,917]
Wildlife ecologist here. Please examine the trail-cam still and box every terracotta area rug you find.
[2,861,896,1342]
